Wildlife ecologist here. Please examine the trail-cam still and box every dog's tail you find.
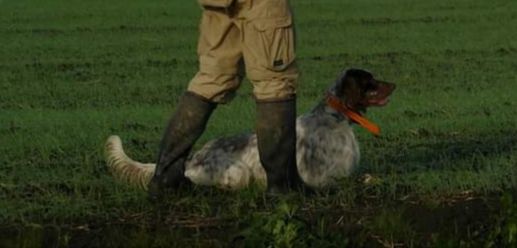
[104,135,155,190]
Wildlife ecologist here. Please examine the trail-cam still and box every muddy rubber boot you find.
[148,91,216,201]
[256,98,304,195]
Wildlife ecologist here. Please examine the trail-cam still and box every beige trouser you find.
[188,0,298,103]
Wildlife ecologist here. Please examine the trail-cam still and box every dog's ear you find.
[334,70,348,98]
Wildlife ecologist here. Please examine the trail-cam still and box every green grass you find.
[1,0,517,246]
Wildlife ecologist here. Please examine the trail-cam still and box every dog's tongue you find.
[370,97,390,106]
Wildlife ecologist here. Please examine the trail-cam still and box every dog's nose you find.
[378,81,396,95]
[376,80,396,92]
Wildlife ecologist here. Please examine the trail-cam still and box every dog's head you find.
[334,69,396,113]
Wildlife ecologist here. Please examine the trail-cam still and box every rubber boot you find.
[148,91,216,200]
[256,98,304,194]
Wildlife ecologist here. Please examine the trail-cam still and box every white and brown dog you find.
[105,69,395,190]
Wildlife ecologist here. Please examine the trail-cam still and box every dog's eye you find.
[365,82,378,91]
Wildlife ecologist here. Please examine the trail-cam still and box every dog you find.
[105,69,395,190]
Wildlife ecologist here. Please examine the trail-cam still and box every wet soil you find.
[0,192,510,247]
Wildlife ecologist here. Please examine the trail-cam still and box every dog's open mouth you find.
[365,81,396,107]
[368,97,390,106]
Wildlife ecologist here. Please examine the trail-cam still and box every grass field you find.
[1,0,517,247]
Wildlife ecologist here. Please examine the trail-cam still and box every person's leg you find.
[255,98,300,193]
[150,92,216,190]
[149,7,243,198]
[241,0,303,193]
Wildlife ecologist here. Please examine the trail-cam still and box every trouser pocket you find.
[249,17,296,72]
[244,16,298,101]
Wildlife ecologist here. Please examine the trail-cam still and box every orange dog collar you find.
[326,93,381,136]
